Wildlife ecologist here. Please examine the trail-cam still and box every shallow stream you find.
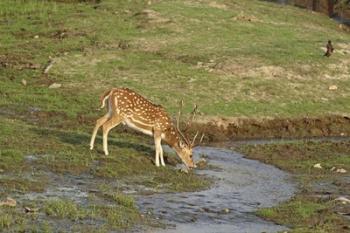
[138,147,296,233]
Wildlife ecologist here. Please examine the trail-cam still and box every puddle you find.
[137,147,296,233]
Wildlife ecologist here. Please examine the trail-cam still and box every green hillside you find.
[1,0,349,121]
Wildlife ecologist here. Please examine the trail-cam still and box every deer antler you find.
[191,133,204,147]
[176,100,191,145]
[183,104,198,132]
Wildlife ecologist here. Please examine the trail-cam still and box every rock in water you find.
[196,158,208,169]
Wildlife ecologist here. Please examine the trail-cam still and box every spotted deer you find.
[89,88,203,169]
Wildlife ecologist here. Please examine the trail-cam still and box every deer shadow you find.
[31,127,155,157]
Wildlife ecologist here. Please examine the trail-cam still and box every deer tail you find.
[99,89,113,109]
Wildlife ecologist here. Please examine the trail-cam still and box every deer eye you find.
[179,141,185,148]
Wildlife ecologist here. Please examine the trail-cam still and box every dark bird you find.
[324,40,334,57]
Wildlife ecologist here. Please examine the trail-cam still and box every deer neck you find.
[162,126,186,152]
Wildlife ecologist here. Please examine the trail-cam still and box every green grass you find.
[43,196,142,230]
[44,199,83,220]
[237,140,350,174]
[110,193,136,208]
[257,197,347,233]
[258,199,324,225]
[1,0,350,122]
[237,140,350,233]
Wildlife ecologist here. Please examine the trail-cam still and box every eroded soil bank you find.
[9,107,350,143]
[192,115,350,142]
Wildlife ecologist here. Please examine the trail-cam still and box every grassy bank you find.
[237,140,350,233]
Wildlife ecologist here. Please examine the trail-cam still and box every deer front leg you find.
[102,116,122,156]
[154,132,162,167]
[159,144,165,167]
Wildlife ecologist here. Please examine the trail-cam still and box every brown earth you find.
[191,115,350,142]
[2,106,350,142]
[35,113,350,142]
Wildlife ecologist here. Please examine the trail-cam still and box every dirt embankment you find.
[3,106,350,142]
[191,115,350,142]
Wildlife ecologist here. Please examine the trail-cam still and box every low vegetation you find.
[237,140,350,233]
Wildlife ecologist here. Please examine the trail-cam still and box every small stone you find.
[336,168,347,173]
[180,167,189,173]
[0,197,16,207]
[24,207,38,213]
[48,83,62,89]
[313,163,322,169]
[197,61,203,66]
[328,85,338,91]
[330,167,336,171]
[21,79,27,86]
[0,169,4,173]
[335,197,350,204]
[222,208,230,213]
[34,35,39,39]
[340,132,345,136]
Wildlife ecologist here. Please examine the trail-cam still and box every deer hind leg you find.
[102,115,123,156]
[154,131,165,167]
[90,113,111,150]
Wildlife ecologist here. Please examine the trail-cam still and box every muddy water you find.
[138,147,296,233]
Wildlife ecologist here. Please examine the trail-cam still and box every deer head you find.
[175,100,204,169]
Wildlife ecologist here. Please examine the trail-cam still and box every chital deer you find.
[89,88,203,169]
